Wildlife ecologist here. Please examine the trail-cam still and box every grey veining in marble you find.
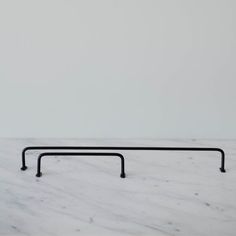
[1,139,236,236]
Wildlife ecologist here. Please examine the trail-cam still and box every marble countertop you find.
[1,139,236,236]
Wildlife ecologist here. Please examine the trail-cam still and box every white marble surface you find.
[0,139,236,236]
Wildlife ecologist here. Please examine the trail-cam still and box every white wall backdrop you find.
[0,0,235,138]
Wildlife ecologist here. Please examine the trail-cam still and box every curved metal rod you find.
[22,146,226,173]
[36,152,126,178]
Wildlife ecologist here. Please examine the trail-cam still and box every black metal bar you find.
[21,146,226,173]
[36,152,126,178]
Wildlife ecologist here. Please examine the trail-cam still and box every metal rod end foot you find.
[120,173,126,178]
[220,168,226,173]
[36,172,42,177]
[21,166,28,171]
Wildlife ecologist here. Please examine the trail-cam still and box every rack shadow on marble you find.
[21,146,226,175]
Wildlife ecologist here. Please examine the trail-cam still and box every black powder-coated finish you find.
[35,152,126,178]
[21,146,226,178]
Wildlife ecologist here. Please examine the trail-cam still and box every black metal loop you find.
[21,146,226,175]
[36,152,126,178]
